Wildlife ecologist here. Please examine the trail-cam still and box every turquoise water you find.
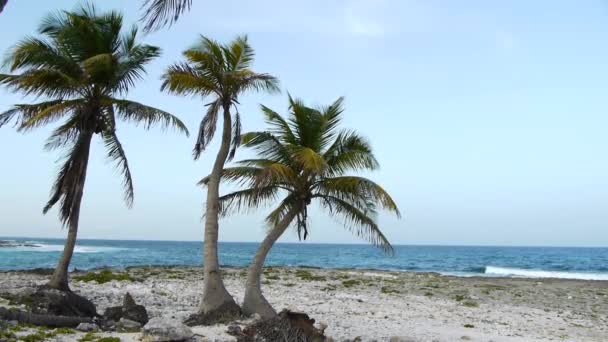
[1,237,607,280]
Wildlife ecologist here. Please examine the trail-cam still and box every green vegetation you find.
[462,300,479,308]
[342,279,361,288]
[74,270,135,284]
[463,324,475,328]
[381,286,400,294]
[76,333,121,342]
[295,270,327,282]
[54,327,76,335]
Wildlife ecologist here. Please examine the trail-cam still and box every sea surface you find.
[1,237,607,280]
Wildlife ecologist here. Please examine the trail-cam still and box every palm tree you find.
[140,0,192,32]
[200,96,401,318]
[161,36,279,321]
[0,5,188,291]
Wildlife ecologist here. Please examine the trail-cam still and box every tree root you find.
[184,301,242,326]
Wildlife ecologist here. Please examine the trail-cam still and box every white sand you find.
[1,267,607,341]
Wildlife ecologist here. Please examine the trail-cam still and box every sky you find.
[0,0,607,246]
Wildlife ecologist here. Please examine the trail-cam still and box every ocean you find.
[1,237,607,280]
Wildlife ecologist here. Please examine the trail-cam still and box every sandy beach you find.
[1,266,607,341]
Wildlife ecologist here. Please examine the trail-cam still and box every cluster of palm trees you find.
[0,4,400,322]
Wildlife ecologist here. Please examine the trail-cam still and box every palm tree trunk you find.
[200,104,238,314]
[47,132,93,292]
[242,206,300,318]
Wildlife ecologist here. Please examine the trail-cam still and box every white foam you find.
[12,244,126,253]
[485,266,608,281]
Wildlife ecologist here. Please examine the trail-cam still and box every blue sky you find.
[1,0,607,246]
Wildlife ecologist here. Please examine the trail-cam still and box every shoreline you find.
[2,264,608,283]
[1,266,607,341]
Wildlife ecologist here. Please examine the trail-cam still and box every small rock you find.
[315,321,328,333]
[76,322,99,332]
[116,318,143,332]
[226,324,242,335]
[142,317,194,342]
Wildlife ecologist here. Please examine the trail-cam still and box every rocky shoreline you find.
[1,266,607,341]
[0,240,40,248]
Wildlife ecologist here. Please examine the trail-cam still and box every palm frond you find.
[110,98,189,135]
[102,129,134,207]
[317,194,393,254]
[19,100,82,132]
[315,176,401,217]
[160,62,217,97]
[140,0,192,32]
[192,99,220,159]
[198,166,263,187]
[44,131,94,227]
[324,129,379,174]
[216,186,279,217]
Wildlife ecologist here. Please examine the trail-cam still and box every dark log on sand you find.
[0,307,92,327]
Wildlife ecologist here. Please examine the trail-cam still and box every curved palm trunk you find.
[47,132,93,291]
[242,206,300,318]
[200,104,238,314]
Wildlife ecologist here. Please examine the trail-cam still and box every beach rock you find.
[116,317,143,332]
[122,293,149,325]
[103,306,123,321]
[76,322,99,332]
[103,293,149,325]
[141,317,194,341]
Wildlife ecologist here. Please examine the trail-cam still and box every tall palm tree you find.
[200,96,401,318]
[140,0,192,32]
[0,5,188,291]
[161,36,279,320]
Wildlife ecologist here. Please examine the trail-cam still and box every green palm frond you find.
[315,176,401,216]
[110,98,189,135]
[324,130,379,174]
[317,194,393,254]
[216,186,279,217]
[140,0,192,32]
[198,166,263,187]
[19,100,83,132]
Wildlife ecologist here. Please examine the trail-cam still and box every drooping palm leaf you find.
[140,0,192,32]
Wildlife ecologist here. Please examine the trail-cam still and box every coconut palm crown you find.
[200,96,401,318]
[0,5,188,290]
[205,96,400,249]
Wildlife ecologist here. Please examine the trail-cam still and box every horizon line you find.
[1,235,607,249]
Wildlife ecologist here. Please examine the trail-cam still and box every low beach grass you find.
[73,269,135,284]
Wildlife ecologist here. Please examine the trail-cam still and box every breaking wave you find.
[484,266,608,281]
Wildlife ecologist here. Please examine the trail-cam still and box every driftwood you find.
[0,307,92,327]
